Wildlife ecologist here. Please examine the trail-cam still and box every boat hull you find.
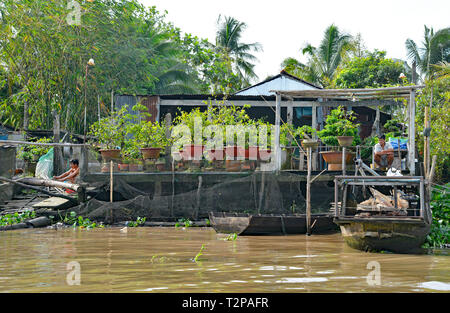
[209,212,338,235]
[334,217,430,254]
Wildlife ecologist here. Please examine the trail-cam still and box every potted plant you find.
[136,120,167,160]
[318,106,361,170]
[88,106,128,162]
[173,108,207,160]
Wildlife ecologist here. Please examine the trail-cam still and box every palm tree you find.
[405,25,450,81]
[302,24,355,87]
[281,24,354,87]
[215,15,262,88]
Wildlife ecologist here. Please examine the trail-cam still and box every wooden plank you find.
[32,197,73,210]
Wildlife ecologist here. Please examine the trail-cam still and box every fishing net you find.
[35,148,54,179]
[72,171,335,223]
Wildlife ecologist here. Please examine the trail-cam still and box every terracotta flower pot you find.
[206,149,225,161]
[128,163,139,172]
[320,150,355,170]
[99,149,121,162]
[244,146,260,160]
[225,146,245,159]
[337,136,354,147]
[156,162,165,171]
[141,147,161,160]
[182,144,204,159]
[258,149,272,161]
[118,163,129,171]
[301,139,319,150]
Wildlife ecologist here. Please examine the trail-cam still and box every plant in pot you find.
[173,108,208,160]
[88,106,128,162]
[135,120,168,160]
[209,105,251,161]
[318,106,361,170]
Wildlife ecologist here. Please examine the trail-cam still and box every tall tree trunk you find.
[23,100,29,138]
[52,110,64,177]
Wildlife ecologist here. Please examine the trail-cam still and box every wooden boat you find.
[333,175,432,254]
[209,212,338,235]
[334,216,430,254]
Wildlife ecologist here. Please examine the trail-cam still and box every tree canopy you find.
[334,50,405,88]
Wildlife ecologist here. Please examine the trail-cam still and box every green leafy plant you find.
[61,211,103,229]
[222,233,237,241]
[127,216,146,227]
[193,244,205,262]
[423,184,449,249]
[0,210,36,226]
[88,106,129,150]
[318,106,361,147]
[175,217,193,228]
[17,137,52,161]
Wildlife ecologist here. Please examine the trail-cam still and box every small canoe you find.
[334,217,430,254]
[209,212,338,235]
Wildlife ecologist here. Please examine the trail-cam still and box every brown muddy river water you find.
[0,227,449,292]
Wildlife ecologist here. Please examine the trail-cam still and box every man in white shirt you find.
[374,135,394,168]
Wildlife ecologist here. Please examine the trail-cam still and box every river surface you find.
[0,227,449,292]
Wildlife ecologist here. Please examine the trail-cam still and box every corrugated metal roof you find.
[234,71,320,96]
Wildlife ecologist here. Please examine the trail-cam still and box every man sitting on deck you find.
[53,159,80,184]
[374,135,394,169]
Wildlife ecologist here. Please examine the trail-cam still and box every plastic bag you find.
[35,148,53,179]
[389,138,407,150]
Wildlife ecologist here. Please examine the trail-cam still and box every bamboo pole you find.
[110,160,113,203]
[275,93,282,170]
[0,140,87,147]
[424,106,429,176]
[342,147,346,176]
[306,146,312,235]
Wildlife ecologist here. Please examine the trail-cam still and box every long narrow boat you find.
[209,212,338,235]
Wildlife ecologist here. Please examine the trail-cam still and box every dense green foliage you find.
[0,1,260,133]
[318,106,361,147]
[423,184,450,249]
[415,68,450,182]
[335,51,404,88]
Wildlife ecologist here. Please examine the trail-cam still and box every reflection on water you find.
[0,227,448,292]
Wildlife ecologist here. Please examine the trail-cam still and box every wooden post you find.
[165,113,172,169]
[53,110,64,177]
[334,178,339,217]
[312,102,318,170]
[275,93,281,170]
[424,106,429,176]
[111,90,114,112]
[342,147,346,176]
[408,89,416,175]
[97,94,101,123]
[110,160,113,203]
[306,146,312,235]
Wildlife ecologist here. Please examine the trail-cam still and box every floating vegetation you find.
[222,233,238,241]
[193,244,205,263]
[61,211,104,229]
[127,216,146,227]
[175,218,193,228]
[0,210,36,226]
